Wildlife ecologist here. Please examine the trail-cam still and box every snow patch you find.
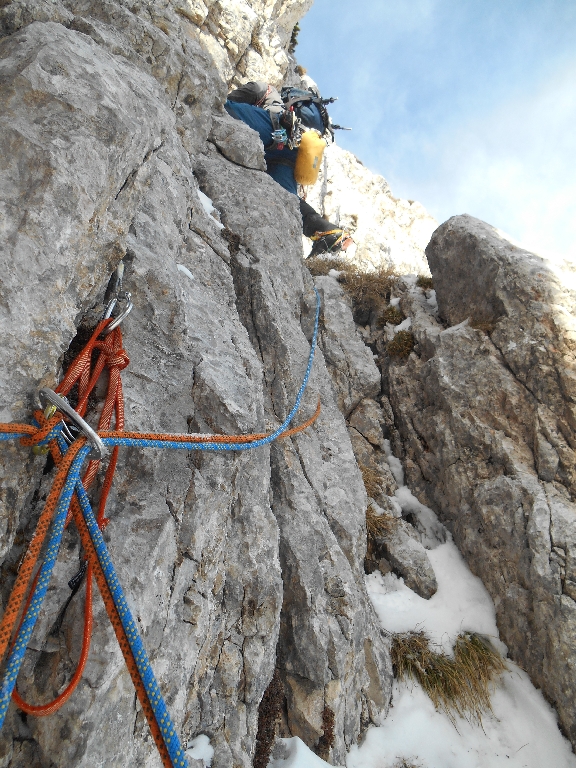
[366,538,503,652]
[185,734,214,766]
[177,264,194,281]
[269,737,341,767]
[197,189,224,229]
[395,316,412,332]
[383,439,404,485]
[425,288,438,311]
[347,673,576,768]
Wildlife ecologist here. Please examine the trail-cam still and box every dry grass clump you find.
[391,631,507,724]
[387,330,415,358]
[341,265,397,316]
[305,258,399,322]
[378,304,405,327]
[305,256,349,276]
[416,275,434,289]
[393,760,423,768]
[361,465,385,500]
[366,504,398,539]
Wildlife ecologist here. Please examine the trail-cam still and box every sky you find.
[296,0,576,261]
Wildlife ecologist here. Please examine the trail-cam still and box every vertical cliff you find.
[0,2,398,766]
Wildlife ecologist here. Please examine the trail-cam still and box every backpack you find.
[280,87,333,139]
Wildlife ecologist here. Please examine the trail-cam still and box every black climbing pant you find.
[299,198,335,238]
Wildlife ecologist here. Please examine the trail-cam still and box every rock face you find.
[0,5,394,767]
[380,215,576,747]
[3,1,574,764]
[304,143,437,274]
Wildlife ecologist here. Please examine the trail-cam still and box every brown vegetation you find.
[253,669,284,768]
[315,705,335,761]
[378,304,405,326]
[360,465,386,500]
[366,503,398,539]
[305,256,349,277]
[416,275,434,289]
[391,631,507,724]
[305,258,398,321]
[387,330,415,358]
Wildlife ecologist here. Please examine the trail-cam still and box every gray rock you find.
[347,427,398,511]
[427,214,576,497]
[374,518,438,600]
[382,217,576,747]
[348,398,388,450]
[0,0,73,37]
[314,275,381,417]
[0,6,393,767]
[209,111,267,170]
[195,145,392,762]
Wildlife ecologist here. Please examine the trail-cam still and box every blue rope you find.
[74,482,188,766]
[102,287,321,453]
[0,288,321,768]
[0,445,188,766]
[0,447,90,727]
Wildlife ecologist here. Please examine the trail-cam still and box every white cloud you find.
[384,60,576,260]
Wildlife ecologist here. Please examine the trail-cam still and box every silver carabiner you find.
[39,388,107,460]
[102,292,133,336]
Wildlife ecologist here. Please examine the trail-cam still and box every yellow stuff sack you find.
[294,130,326,186]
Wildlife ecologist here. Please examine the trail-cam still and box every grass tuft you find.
[305,258,398,320]
[416,275,434,289]
[366,503,398,539]
[361,465,385,500]
[342,265,397,317]
[391,631,507,725]
[378,304,405,327]
[387,330,415,358]
[305,256,349,277]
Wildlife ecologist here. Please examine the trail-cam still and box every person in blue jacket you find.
[225,80,352,257]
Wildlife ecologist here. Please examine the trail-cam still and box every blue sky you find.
[297,0,576,260]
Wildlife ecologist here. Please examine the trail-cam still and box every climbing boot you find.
[308,228,353,257]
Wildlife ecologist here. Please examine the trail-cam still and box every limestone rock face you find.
[381,216,576,747]
[0,7,392,767]
[314,276,381,417]
[304,143,437,274]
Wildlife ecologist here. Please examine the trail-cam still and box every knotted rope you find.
[0,288,321,768]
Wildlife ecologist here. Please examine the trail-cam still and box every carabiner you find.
[102,292,133,336]
[38,389,107,460]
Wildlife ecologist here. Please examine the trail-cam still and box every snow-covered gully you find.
[270,455,576,768]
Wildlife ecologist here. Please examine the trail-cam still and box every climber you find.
[225,79,353,257]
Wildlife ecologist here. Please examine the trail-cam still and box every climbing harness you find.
[0,284,322,767]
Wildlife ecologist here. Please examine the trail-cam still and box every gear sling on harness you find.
[0,288,322,768]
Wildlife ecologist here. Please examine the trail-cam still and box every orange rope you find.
[101,397,322,443]
[11,321,127,715]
